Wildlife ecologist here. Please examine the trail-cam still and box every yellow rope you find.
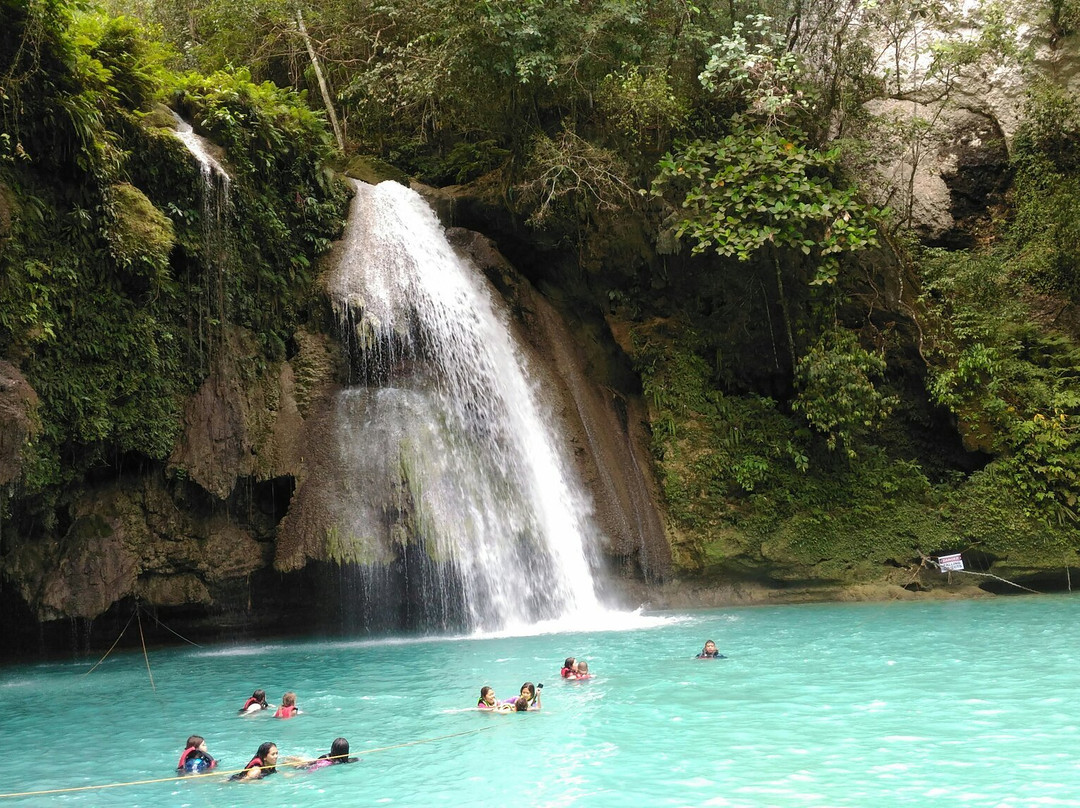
[0,725,499,799]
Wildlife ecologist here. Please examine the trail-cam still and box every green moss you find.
[342,154,411,186]
[325,526,380,565]
[106,182,174,276]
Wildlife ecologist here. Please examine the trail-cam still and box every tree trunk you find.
[295,8,345,152]
[774,254,797,370]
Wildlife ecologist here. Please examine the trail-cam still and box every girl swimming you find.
[230,742,278,781]
[304,738,357,770]
[503,682,541,710]
[238,689,273,714]
[274,691,301,718]
[176,735,217,774]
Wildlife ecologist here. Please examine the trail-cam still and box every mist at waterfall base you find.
[3,598,1079,806]
[317,180,607,634]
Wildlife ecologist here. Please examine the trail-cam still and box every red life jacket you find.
[274,705,297,718]
[176,747,196,770]
[177,748,217,772]
[241,696,259,711]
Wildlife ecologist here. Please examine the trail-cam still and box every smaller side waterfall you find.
[170,111,233,366]
[170,111,230,182]
[324,180,605,632]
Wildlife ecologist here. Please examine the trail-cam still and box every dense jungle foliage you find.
[2,0,1079,590]
[0,0,347,530]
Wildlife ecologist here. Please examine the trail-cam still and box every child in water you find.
[570,660,593,679]
[561,657,577,678]
[274,691,302,718]
[238,688,274,714]
[176,735,217,774]
[303,738,357,770]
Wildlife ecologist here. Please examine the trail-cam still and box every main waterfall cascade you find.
[324,179,606,632]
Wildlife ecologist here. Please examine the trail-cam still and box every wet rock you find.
[0,361,38,486]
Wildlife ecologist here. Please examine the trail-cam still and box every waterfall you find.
[170,111,232,367]
[325,180,603,632]
[170,111,230,182]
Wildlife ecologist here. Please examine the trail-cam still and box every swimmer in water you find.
[274,691,302,718]
[176,735,217,774]
[571,660,593,679]
[230,742,279,781]
[303,738,357,770]
[239,689,274,714]
[503,682,542,711]
[696,640,726,659]
[561,657,577,678]
[517,682,541,708]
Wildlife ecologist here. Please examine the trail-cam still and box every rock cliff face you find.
[2,325,340,629]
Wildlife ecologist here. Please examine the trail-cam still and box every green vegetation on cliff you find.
[3,0,1079,603]
[0,0,346,525]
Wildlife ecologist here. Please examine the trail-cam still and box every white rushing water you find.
[170,111,230,182]
[326,180,603,632]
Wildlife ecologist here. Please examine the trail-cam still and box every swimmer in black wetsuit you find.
[696,640,726,659]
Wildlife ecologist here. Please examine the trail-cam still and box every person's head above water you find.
[520,682,536,701]
[577,660,589,674]
[184,735,206,752]
[703,640,718,654]
[330,738,350,761]
[564,657,576,670]
[514,696,530,712]
[240,689,270,712]
[281,692,297,707]
[478,686,496,707]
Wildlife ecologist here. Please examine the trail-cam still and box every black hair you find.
[255,741,277,772]
[330,737,353,763]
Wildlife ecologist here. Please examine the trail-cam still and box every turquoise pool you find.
[1,597,1078,806]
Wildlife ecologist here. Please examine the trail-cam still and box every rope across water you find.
[0,724,501,799]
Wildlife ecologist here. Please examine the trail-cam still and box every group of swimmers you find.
[477,681,543,712]
[174,688,352,781]
[237,688,304,718]
[178,641,722,780]
[560,656,595,679]
[475,653,601,714]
